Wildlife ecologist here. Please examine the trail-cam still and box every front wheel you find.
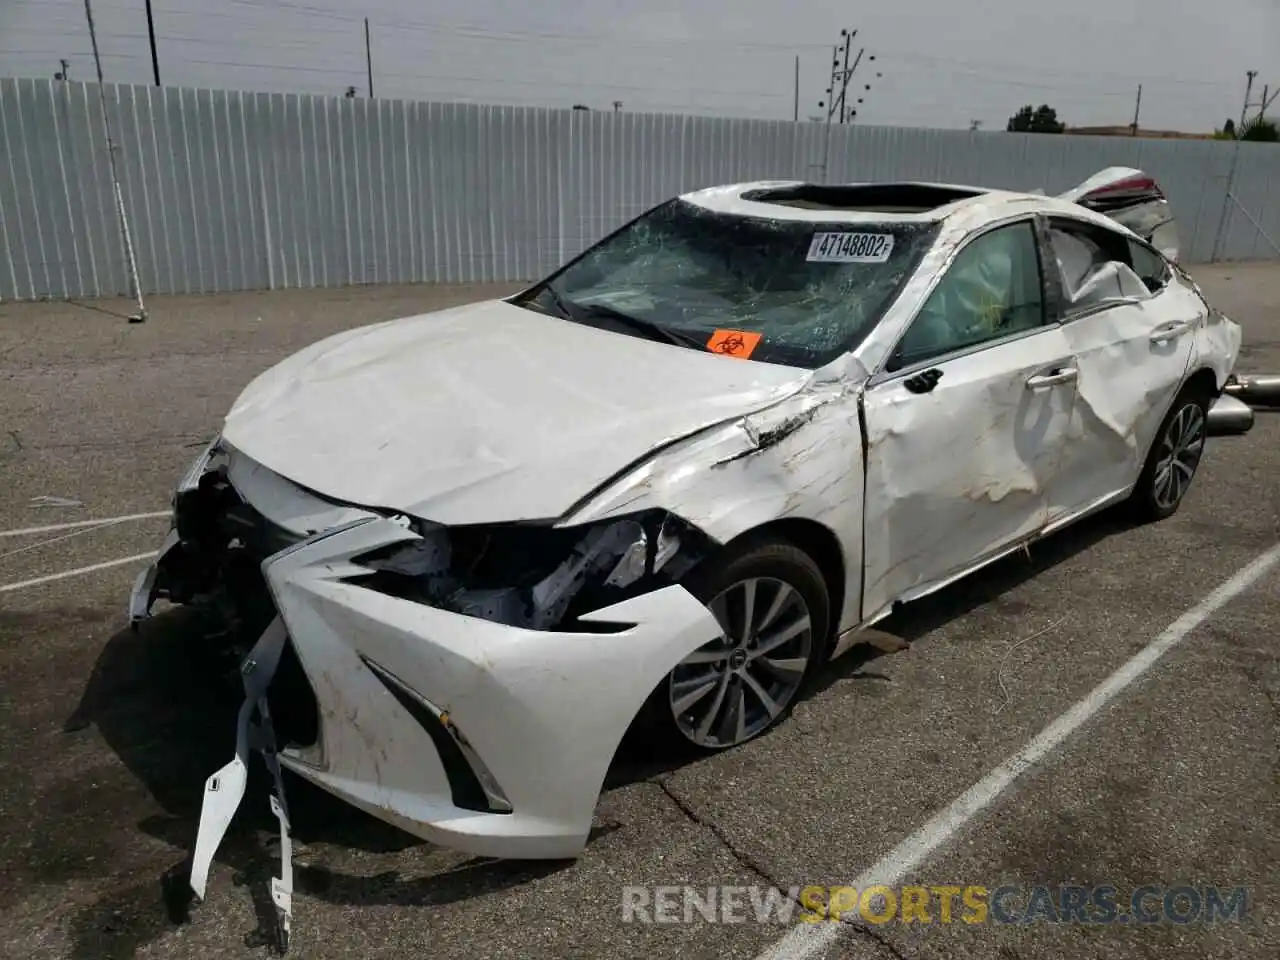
[637,539,831,752]
[1128,383,1209,522]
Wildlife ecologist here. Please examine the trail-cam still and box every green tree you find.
[1239,116,1279,142]
[1006,104,1065,133]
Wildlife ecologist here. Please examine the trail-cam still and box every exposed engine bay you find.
[146,443,717,750]
[349,509,708,631]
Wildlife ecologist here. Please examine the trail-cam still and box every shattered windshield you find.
[522,198,940,368]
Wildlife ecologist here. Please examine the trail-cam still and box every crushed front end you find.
[130,438,725,870]
[130,440,323,747]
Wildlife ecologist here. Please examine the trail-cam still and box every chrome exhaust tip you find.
[1207,394,1254,436]
[1223,374,1280,408]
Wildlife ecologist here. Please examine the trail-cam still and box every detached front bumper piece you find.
[169,513,722,950]
[256,516,722,859]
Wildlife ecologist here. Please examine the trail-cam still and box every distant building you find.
[1066,125,1215,140]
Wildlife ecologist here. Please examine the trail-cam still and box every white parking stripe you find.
[0,511,169,538]
[0,551,159,594]
[755,541,1280,960]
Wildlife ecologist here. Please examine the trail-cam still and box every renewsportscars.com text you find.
[621,884,1249,925]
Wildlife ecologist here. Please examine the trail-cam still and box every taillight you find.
[1081,174,1164,203]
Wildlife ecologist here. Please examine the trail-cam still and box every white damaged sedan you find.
[131,170,1242,891]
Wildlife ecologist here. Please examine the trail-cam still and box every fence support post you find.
[1209,140,1242,264]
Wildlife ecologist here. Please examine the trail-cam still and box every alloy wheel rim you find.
[669,576,813,748]
[1152,403,1205,510]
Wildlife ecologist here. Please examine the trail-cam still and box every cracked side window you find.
[1127,239,1172,294]
[1047,218,1146,314]
[890,221,1045,371]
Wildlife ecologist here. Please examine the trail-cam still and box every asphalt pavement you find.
[1,264,1277,960]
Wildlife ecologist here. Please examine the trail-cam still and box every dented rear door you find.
[1040,218,1198,519]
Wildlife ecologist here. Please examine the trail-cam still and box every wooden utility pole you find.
[144,0,160,85]
[838,39,851,122]
[364,17,374,98]
[793,55,799,121]
[1240,70,1257,129]
[1130,84,1142,135]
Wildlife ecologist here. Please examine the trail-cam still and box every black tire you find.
[634,536,832,755]
[1127,380,1211,523]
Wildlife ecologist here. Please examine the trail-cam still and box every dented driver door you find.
[859,218,1079,620]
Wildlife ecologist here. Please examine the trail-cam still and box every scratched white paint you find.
[221,295,812,526]
[129,173,1242,866]
[859,326,1078,620]
[1191,292,1245,390]
[258,516,724,859]
[225,446,377,536]
[1052,274,1198,508]
[566,362,869,633]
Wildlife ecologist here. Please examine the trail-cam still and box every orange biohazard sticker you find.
[706,329,763,359]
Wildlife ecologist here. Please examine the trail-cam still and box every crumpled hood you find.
[221,299,813,525]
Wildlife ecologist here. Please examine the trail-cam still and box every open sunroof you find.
[740,182,987,214]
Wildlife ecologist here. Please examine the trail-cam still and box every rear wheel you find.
[638,539,831,752]
[1127,382,1210,522]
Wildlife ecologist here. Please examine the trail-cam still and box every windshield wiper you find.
[573,301,708,350]
[535,282,577,321]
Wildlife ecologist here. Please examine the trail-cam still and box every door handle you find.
[1026,367,1078,390]
[1149,319,1195,344]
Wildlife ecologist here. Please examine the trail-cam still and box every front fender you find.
[562,384,866,630]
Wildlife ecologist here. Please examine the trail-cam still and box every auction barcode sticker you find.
[806,232,895,263]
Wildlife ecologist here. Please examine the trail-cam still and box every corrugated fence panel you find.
[8,79,52,297]
[1223,143,1280,261]
[333,94,363,286]
[1136,138,1232,265]
[1,78,1278,300]
[0,81,33,299]
[0,80,30,299]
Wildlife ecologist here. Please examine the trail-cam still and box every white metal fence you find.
[1,77,1278,301]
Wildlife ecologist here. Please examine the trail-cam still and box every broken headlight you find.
[176,435,225,499]
[350,510,709,631]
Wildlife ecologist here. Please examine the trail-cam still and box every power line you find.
[166,56,794,101]
[3,4,1256,93]
[0,45,800,103]
[0,1,1256,128]
[0,42,1244,109]
[28,0,1252,91]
